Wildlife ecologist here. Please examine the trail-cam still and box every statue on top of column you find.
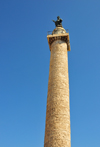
[52,16,63,27]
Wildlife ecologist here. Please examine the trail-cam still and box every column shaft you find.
[44,40,71,147]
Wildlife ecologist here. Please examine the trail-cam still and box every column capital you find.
[47,27,71,51]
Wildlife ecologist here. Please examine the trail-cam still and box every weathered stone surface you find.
[44,40,71,147]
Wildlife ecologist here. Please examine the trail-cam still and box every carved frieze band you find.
[49,36,68,46]
[49,36,70,51]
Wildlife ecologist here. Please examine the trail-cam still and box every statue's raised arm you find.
[52,16,63,27]
[52,20,55,23]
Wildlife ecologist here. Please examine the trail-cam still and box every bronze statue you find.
[52,16,63,27]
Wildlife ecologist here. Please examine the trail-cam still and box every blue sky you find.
[0,0,100,147]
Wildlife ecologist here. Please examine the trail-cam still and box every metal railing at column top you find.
[47,29,69,35]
